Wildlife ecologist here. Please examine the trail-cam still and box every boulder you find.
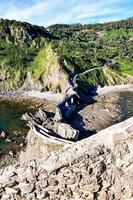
[54,122,79,141]
[18,182,35,196]
[0,131,6,138]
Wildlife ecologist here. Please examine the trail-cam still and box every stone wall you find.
[0,117,133,200]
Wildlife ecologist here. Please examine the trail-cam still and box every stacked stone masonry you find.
[0,117,133,200]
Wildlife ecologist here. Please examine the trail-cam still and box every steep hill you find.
[49,18,133,89]
[0,18,133,92]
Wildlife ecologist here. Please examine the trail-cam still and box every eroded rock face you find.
[0,117,133,200]
[19,129,62,162]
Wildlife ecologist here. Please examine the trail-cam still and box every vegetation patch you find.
[117,59,133,75]
[0,18,132,91]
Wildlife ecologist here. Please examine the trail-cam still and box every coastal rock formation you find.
[0,117,133,200]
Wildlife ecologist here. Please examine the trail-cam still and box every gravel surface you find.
[96,84,133,95]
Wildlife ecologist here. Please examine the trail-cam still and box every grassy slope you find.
[103,29,133,76]
[117,59,133,75]
[0,19,132,91]
[29,47,47,81]
[28,42,69,91]
[51,27,133,88]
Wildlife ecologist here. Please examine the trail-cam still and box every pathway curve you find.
[66,66,105,95]
[72,66,105,89]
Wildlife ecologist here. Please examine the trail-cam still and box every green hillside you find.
[0,18,132,92]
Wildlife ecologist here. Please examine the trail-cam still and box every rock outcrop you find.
[0,117,133,200]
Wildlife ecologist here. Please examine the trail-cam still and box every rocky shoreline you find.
[22,84,133,104]
[0,84,132,103]
[96,84,133,95]
[0,96,56,168]
[0,84,133,167]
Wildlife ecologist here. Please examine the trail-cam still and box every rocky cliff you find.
[0,117,133,200]
[0,19,69,92]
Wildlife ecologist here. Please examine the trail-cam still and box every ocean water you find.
[0,99,38,154]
